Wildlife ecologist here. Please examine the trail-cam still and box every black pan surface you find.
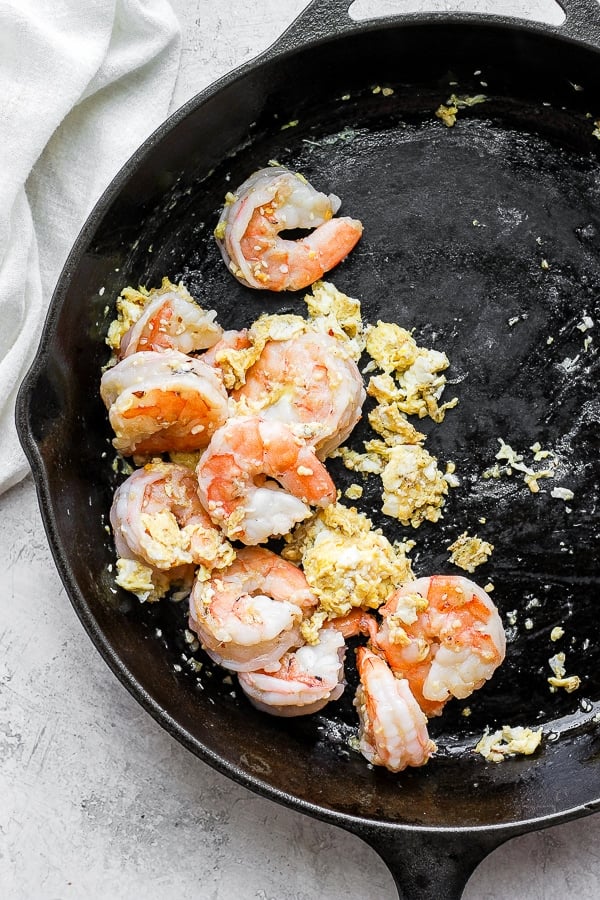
[16,2,600,896]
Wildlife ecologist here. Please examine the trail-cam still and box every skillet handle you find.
[278,0,600,52]
[344,825,512,900]
[557,0,600,44]
[276,0,356,49]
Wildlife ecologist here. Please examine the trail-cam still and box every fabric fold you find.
[0,0,182,494]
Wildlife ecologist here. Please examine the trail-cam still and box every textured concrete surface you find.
[3,1,600,897]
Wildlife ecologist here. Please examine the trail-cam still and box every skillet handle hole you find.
[348,0,566,26]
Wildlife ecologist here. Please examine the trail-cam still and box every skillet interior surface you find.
[19,18,600,830]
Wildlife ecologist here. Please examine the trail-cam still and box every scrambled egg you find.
[365,321,458,422]
[304,280,364,344]
[143,509,235,570]
[283,502,413,641]
[115,558,172,603]
[331,444,386,475]
[368,362,458,423]
[106,277,194,352]
[332,320,457,526]
[447,531,494,573]
[550,487,574,501]
[380,445,449,527]
[365,321,417,372]
[475,725,542,763]
[385,592,429,646]
[368,402,426,446]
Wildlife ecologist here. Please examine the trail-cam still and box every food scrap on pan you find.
[447,531,494,573]
[435,93,487,128]
[475,725,542,763]
[548,652,581,693]
[483,438,566,494]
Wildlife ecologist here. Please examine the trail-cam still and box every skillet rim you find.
[15,8,600,839]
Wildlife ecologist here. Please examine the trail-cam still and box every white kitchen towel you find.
[0,0,181,494]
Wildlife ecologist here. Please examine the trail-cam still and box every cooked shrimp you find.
[196,416,336,544]
[330,608,379,641]
[201,329,251,369]
[354,646,436,772]
[375,575,506,717]
[189,547,317,672]
[238,627,346,717]
[110,461,234,571]
[119,286,222,358]
[215,166,363,291]
[234,330,365,458]
[100,349,230,456]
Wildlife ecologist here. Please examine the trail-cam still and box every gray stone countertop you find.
[2,1,600,897]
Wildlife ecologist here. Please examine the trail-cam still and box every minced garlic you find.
[448,531,494,573]
[475,725,542,762]
[548,675,581,692]
[548,651,580,692]
[436,93,487,127]
[483,437,558,492]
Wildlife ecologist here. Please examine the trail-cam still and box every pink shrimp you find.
[234,329,365,458]
[238,627,346,717]
[189,546,316,673]
[110,461,233,572]
[196,416,336,544]
[118,284,222,358]
[100,349,230,456]
[215,167,363,291]
[201,329,251,370]
[354,646,436,772]
[329,608,380,642]
[375,576,506,717]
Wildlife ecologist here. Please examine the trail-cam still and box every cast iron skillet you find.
[16,0,600,896]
